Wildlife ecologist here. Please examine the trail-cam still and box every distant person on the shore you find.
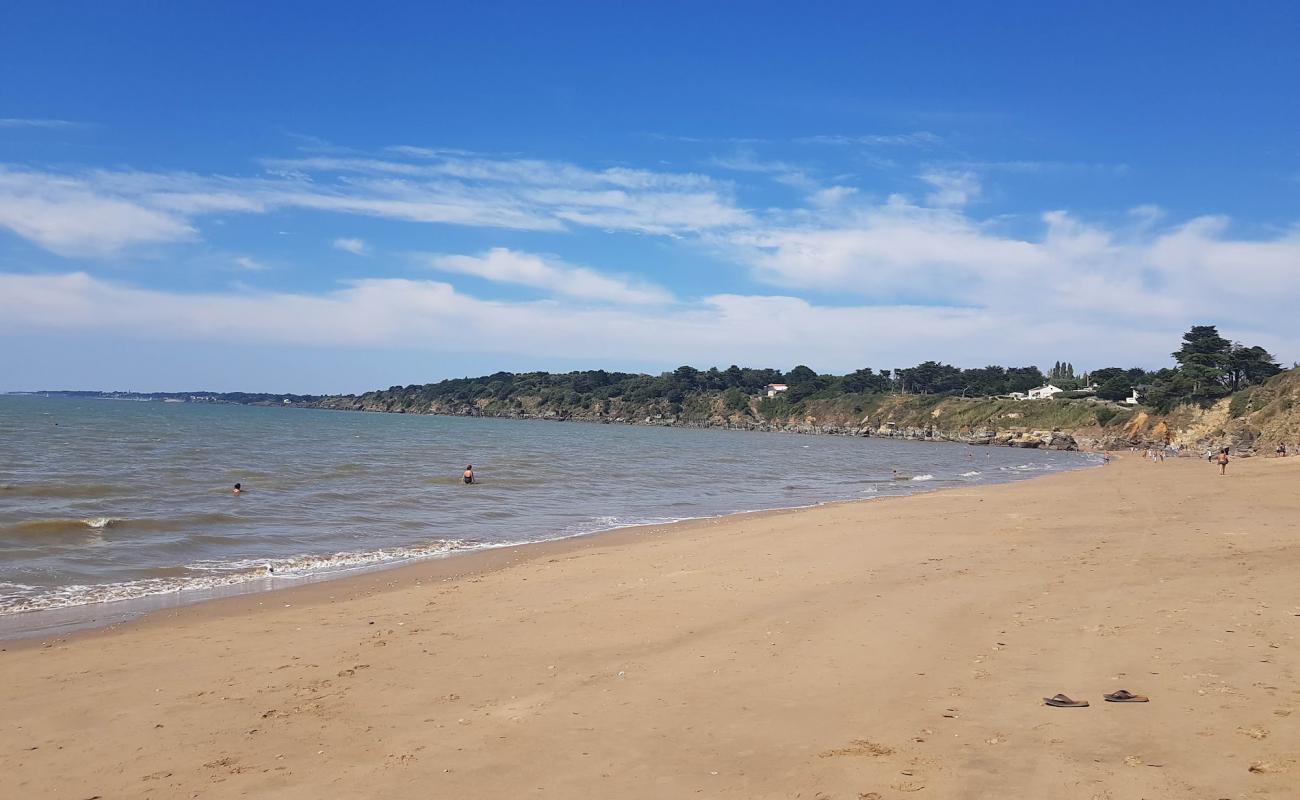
[232,482,243,495]
[463,465,475,485]
[1217,449,1229,475]
[1277,443,1287,458]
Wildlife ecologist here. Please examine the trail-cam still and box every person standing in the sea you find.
[463,465,475,485]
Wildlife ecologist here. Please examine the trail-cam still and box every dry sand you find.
[3,455,1299,799]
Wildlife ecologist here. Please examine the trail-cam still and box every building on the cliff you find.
[765,383,789,398]
[1026,384,1064,400]
[1125,387,1144,405]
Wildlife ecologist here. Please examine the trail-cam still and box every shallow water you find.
[0,395,1093,619]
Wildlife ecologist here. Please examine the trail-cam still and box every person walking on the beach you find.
[1217,449,1229,475]
[463,465,475,485]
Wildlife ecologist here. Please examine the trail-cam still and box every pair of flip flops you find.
[1044,690,1149,707]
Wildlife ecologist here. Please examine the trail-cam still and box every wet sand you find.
[3,455,1298,799]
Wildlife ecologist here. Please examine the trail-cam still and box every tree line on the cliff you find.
[353,325,1282,416]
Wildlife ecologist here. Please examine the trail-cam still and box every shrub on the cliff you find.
[722,387,750,412]
[1229,388,1257,418]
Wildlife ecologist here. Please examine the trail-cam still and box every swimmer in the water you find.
[232,482,243,495]
[463,465,475,485]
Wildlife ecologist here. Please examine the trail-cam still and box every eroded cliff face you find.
[1177,370,1300,455]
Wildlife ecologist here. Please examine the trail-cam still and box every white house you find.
[1125,388,1142,405]
[1026,384,1064,400]
[765,383,789,398]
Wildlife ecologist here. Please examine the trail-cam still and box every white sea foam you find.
[83,517,118,529]
[911,474,935,482]
[960,470,981,477]
[0,538,483,614]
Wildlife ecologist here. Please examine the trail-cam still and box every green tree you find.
[1091,367,1148,402]
[1005,366,1047,394]
[841,367,891,394]
[783,365,826,402]
[958,365,1008,397]
[897,361,963,394]
[1165,325,1232,404]
[1226,344,1282,391]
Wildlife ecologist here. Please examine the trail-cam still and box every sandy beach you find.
[3,455,1298,799]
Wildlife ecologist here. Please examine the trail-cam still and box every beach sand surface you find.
[3,456,1299,799]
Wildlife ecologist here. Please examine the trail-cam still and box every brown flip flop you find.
[1044,693,1089,708]
[1103,689,1149,703]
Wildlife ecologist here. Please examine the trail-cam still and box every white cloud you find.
[726,191,1300,339]
[729,199,1042,299]
[332,237,368,255]
[3,142,1299,373]
[0,271,1204,370]
[421,248,673,305]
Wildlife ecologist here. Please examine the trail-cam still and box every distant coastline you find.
[8,390,323,406]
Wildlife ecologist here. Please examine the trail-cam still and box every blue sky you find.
[2,1,1298,392]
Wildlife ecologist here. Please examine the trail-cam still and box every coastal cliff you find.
[313,390,1149,452]
[312,367,1300,454]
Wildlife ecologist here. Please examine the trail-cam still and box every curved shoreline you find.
[0,456,1098,643]
[5,456,1296,798]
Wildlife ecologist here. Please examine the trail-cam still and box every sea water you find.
[0,395,1093,630]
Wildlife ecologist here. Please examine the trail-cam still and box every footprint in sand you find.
[818,739,894,758]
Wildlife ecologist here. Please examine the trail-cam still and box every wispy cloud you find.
[920,170,981,207]
[234,256,270,271]
[420,247,674,305]
[0,150,752,256]
[944,159,1130,175]
[641,132,772,145]
[0,167,196,256]
[0,118,82,129]
[332,237,368,255]
[795,131,943,147]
